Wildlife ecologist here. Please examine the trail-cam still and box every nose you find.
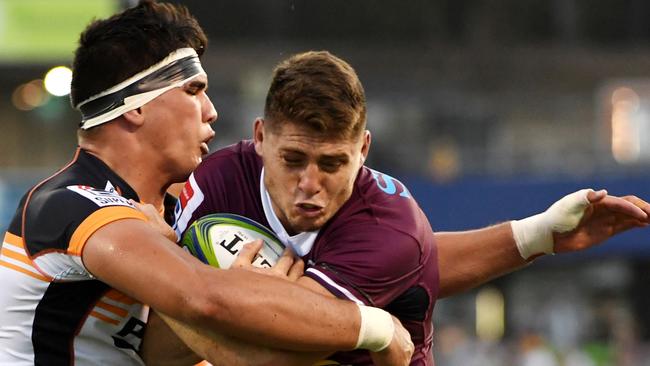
[202,93,218,124]
[297,163,321,196]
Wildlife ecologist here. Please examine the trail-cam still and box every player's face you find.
[141,74,217,182]
[254,118,370,234]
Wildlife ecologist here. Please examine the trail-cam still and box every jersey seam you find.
[22,148,81,258]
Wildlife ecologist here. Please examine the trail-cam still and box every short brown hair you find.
[71,0,208,108]
[264,51,366,140]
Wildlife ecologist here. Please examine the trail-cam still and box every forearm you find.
[436,222,528,298]
[160,312,330,366]
[140,310,203,366]
[183,266,362,351]
[86,219,395,358]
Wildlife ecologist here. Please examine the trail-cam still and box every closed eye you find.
[185,80,207,95]
[283,157,304,166]
[319,156,348,173]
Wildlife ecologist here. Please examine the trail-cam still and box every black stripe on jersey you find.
[33,280,109,365]
[385,286,430,322]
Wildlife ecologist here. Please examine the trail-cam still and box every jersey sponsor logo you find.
[53,266,91,281]
[67,185,134,207]
[173,173,205,238]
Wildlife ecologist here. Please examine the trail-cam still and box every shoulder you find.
[199,140,260,174]
[338,166,431,237]
[315,167,435,271]
[25,184,143,255]
[191,141,260,191]
[173,140,263,237]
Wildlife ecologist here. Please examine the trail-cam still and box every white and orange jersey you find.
[0,149,176,365]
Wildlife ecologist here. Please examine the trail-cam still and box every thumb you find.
[586,189,607,203]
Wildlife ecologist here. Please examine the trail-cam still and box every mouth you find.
[296,202,324,217]
[200,132,215,155]
[200,142,210,155]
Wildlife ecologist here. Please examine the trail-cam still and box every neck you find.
[80,135,169,210]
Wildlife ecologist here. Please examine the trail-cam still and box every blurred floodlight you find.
[476,287,505,341]
[12,85,31,111]
[11,80,49,111]
[610,87,641,163]
[44,66,73,97]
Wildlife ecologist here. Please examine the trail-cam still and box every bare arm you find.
[296,277,414,366]
[140,310,203,366]
[437,190,650,298]
[141,310,332,366]
[82,219,362,351]
[139,243,332,366]
[139,241,412,366]
[436,223,525,298]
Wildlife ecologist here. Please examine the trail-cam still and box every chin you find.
[291,218,327,233]
[172,164,196,182]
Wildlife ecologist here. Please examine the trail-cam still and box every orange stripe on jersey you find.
[0,260,48,282]
[104,289,137,305]
[96,300,128,318]
[1,247,32,266]
[68,206,147,256]
[89,311,120,326]
[3,232,23,248]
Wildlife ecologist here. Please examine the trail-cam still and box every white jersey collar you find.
[260,168,318,257]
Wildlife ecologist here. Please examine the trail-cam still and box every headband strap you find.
[76,48,205,130]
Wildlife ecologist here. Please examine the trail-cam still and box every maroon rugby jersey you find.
[174,140,439,365]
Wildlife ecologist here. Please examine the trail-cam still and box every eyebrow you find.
[186,79,207,91]
[281,148,349,160]
[319,154,349,163]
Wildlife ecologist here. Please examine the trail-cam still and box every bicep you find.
[82,218,205,318]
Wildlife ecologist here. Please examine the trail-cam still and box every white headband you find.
[76,48,206,130]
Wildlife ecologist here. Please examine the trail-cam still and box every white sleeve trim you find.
[306,267,364,305]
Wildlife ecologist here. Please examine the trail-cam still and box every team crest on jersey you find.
[67,184,134,207]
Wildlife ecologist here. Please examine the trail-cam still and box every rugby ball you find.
[180,213,285,269]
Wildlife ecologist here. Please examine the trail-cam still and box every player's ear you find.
[253,117,265,156]
[122,108,145,128]
[360,130,371,165]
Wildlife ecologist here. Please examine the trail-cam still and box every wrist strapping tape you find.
[511,189,592,259]
[354,304,395,352]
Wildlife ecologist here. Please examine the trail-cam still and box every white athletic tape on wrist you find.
[511,189,593,259]
[355,304,395,352]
